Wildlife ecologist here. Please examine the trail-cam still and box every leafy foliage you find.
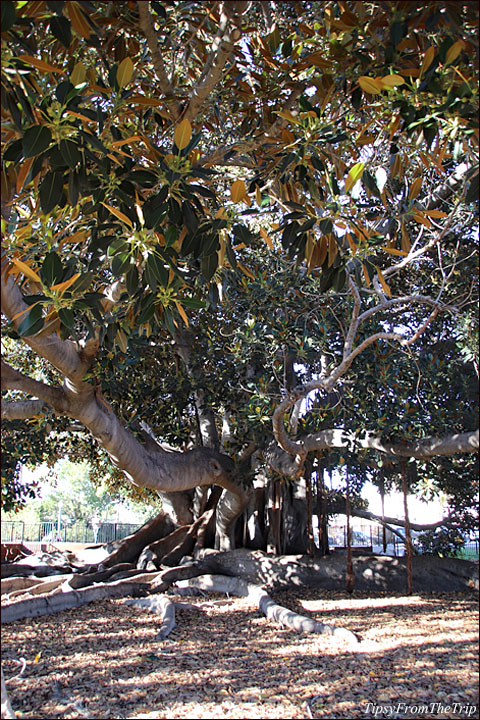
[1,1,478,526]
[415,527,466,557]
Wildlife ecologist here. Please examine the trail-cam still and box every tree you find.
[1,1,478,578]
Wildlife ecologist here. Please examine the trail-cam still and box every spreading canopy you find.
[1,1,478,516]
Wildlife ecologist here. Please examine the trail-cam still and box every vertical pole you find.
[317,462,330,556]
[379,468,387,552]
[401,462,413,595]
[57,500,62,540]
[345,469,354,593]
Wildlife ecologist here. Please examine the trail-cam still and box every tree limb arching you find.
[1,264,248,547]
[272,230,477,468]
[333,505,454,534]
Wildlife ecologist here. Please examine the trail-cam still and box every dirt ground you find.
[2,589,478,720]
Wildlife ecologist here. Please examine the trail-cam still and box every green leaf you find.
[50,15,71,47]
[41,251,63,286]
[59,139,80,169]
[1,1,16,32]
[17,304,44,337]
[233,224,255,244]
[39,171,64,214]
[145,254,168,288]
[68,170,80,205]
[137,294,156,324]
[225,241,237,270]
[351,86,363,110]
[202,233,220,256]
[23,125,52,159]
[182,201,198,234]
[465,172,479,204]
[58,307,75,329]
[362,170,381,198]
[178,297,206,309]
[164,226,177,248]
[345,162,364,193]
[126,265,139,296]
[129,170,157,188]
[143,189,168,229]
[333,267,347,292]
[320,266,336,293]
[111,253,132,276]
[201,253,218,282]
[163,308,176,336]
[3,139,23,162]
[390,20,406,48]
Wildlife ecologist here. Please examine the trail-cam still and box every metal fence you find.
[327,523,393,548]
[1,521,478,559]
[457,541,479,560]
[327,523,479,559]
[1,520,142,545]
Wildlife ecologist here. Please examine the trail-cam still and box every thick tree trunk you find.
[282,477,308,554]
[305,466,315,557]
[244,472,268,550]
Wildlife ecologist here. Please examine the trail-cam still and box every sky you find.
[361,480,445,525]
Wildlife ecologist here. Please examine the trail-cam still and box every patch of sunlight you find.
[298,594,426,612]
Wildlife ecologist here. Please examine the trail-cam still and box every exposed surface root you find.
[124,595,177,639]
[1,578,150,623]
[175,574,359,643]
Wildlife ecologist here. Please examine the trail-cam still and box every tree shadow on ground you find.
[2,590,478,719]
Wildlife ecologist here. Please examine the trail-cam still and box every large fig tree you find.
[1,1,478,561]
